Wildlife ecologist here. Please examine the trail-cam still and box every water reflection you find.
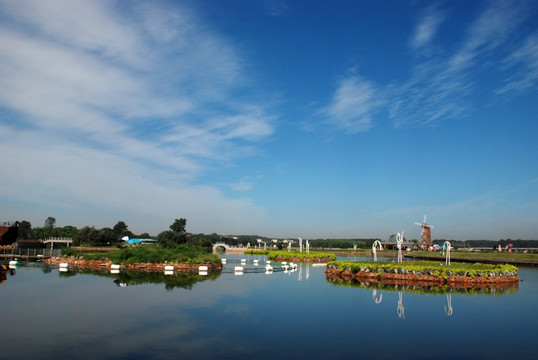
[327,276,519,319]
[445,292,453,316]
[55,268,220,291]
[1,262,536,359]
[0,267,15,284]
[326,276,519,295]
[372,288,382,303]
[397,291,405,319]
[0,262,20,284]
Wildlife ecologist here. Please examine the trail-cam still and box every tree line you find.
[17,217,212,250]
[18,217,536,249]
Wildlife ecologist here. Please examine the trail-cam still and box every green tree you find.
[170,218,187,233]
[44,217,56,229]
[112,221,133,243]
[98,227,116,246]
[74,226,101,246]
[17,220,34,240]
[157,218,188,248]
[113,221,130,235]
[53,225,78,238]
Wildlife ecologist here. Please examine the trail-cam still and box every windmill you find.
[414,214,434,250]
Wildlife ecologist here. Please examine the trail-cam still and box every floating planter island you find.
[246,250,336,263]
[44,258,222,273]
[326,260,519,288]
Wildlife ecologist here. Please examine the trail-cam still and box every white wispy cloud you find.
[496,32,538,95]
[321,76,383,133]
[394,0,534,127]
[409,5,446,51]
[324,0,536,131]
[0,0,275,233]
[447,0,530,73]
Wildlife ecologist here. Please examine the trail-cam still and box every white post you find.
[372,240,382,262]
[444,241,452,265]
[396,231,404,263]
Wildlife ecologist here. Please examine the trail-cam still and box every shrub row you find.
[62,244,221,265]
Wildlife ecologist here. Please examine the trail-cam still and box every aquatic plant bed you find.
[326,260,519,287]
[44,257,222,272]
[265,250,335,262]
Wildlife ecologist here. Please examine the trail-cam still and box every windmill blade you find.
[423,214,427,223]
[414,222,423,226]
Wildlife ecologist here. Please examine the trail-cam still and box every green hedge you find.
[64,244,221,265]
[244,250,269,255]
[268,250,336,261]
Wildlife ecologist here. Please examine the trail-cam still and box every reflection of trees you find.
[326,276,519,295]
[74,269,220,290]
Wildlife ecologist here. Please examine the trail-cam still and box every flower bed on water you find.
[326,260,519,287]
[44,257,222,272]
[270,250,336,262]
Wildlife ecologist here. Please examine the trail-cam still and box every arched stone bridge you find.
[212,242,247,253]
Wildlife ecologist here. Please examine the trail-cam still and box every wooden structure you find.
[414,215,434,250]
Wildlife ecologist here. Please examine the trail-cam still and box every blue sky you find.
[0,0,536,240]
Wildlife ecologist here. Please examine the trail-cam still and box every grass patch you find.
[245,250,269,255]
[268,250,336,261]
[410,251,538,263]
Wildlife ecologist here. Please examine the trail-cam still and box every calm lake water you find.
[1,254,537,360]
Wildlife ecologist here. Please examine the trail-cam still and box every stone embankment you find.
[325,266,519,288]
[44,257,222,272]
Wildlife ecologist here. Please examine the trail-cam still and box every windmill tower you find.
[414,215,434,250]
